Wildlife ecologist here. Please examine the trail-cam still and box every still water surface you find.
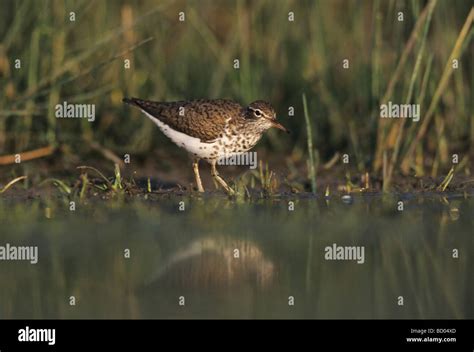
[0,194,472,319]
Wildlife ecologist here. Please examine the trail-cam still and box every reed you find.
[302,93,317,194]
[0,1,471,190]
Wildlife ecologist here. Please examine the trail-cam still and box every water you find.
[0,194,472,319]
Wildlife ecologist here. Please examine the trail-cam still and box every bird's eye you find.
[254,109,262,117]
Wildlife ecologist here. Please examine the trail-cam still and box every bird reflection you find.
[148,236,275,289]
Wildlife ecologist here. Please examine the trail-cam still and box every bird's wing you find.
[124,98,243,142]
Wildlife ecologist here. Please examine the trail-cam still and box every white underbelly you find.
[143,111,222,161]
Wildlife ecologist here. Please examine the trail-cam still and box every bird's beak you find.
[270,120,290,134]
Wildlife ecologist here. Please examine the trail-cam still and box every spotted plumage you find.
[123,97,288,194]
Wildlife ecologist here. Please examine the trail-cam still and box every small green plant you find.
[112,163,123,192]
[258,160,277,195]
[437,167,455,192]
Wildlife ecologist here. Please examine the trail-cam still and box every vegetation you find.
[0,0,473,195]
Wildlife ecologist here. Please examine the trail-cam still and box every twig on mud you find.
[0,146,55,165]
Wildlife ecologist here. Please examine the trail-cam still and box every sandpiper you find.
[123,98,288,194]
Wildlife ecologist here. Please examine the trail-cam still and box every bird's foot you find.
[212,175,235,196]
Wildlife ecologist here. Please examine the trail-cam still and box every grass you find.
[401,5,474,173]
[437,166,456,191]
[0,175,27,194]
[383,0,437,192]
[0,0,473,194]
[302,93,317,194]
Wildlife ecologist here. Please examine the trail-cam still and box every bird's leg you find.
[211,162,235,195]
[192,159,205,192]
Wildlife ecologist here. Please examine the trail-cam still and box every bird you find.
[123,97,289,194]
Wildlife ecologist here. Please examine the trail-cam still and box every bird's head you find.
[245,100,289,133]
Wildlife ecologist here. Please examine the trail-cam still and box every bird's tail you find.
[122,97,142,107]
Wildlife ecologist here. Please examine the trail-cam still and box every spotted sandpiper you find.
[123,98,288,194]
